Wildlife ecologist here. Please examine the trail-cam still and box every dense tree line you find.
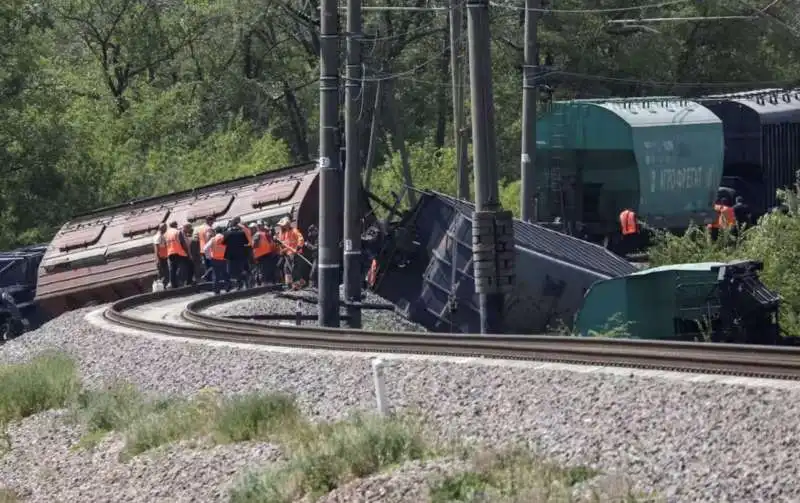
[1,0,798,248]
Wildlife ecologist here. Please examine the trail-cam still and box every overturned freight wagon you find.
[534,99,724,244]
[700,90,800,218]
[371,192,637,334]
[575,260,782,344]
[35,162,325,317]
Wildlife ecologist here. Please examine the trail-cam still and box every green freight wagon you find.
[534,99,725,244]
[574,260,781,344]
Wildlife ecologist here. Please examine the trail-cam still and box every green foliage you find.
[586,313,635,339]
[0,352,80,426]
[230,414,431,503]
[2,0,799,252]
[370,139,469,209]
[499,179,521,219]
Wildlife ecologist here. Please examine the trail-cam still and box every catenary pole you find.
[450,0,469,200]
[318,0,341,327]
[467,0,514,334]
[344,0,363,328]
[520,0,539,222]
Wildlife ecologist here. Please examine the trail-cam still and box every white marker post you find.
[371,358,389,416]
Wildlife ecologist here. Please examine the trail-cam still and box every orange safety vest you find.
[209,234,226,261]
[619,210,638,236]
[253,231,274,259]
[154,233,168,259]
[196,223,212,249]
[709,204,735,229]
[367,259,379,288]
[279,228,305,255]
[239,223,254,247]
[164,228,187,257]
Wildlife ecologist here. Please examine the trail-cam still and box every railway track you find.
[103,285,800,380]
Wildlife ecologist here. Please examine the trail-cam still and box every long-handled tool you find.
[274,237,315,267]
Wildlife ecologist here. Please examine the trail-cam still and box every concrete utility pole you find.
[343,0,363,328]
[520,0,539,222]
[450,0,469,200]
[466,0,515,334]
[318,0,342,327]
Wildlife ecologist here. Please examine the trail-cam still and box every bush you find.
[0,352,80,425]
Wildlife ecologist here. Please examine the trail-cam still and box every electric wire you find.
[489,0,691,14]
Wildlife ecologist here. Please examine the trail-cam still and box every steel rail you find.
[103,287,800,380]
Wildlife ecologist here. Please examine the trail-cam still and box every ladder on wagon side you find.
[548,103,574,235]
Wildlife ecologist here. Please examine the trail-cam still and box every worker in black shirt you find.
[733,196,752,228]
[221,218,250,290]
[305,224,319,288]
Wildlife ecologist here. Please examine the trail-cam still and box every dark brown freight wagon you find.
[35,162,321,317]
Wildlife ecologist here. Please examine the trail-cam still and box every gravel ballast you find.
[0,304,799,501]
[203,286,428,332]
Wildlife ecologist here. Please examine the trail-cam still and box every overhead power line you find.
[607,15,757,23]
[342,0,691,14]
[489,0,691,14]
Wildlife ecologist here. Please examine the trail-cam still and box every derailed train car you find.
[35,162,325,317]
[371,191,637,334]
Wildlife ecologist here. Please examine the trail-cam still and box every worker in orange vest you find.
[708,198,735,239]
[195,216,214,281]
[152,223,169,289]
[164,221,191,288]
[277,217,305,289]
[202,225,230,294]
[252,221,277,285]
[619,208,639,255]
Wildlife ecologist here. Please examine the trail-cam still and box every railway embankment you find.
[0,304,798,501]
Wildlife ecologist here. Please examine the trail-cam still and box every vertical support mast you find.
[450,0,469,200]
[344,0,363,328]
[520,0,539,222]
[466,0,515,334]
[318,0,342,327]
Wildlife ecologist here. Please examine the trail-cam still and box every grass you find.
[229,413,432,503]
[0,352,81,426]
[429,449,651,503]
[72,385,303,459]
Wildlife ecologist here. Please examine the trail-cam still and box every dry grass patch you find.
[430,448,653,503]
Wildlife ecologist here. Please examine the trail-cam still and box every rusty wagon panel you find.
[36,162,319,317]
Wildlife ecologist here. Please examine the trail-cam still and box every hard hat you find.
[278,217,291,227]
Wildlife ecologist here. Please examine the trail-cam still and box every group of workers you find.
[619,195,753,251]
[152,216,316,294]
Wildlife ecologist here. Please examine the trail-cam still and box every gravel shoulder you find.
[0,303,799,502]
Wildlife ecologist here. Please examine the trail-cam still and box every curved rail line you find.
[103,286,800,380]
